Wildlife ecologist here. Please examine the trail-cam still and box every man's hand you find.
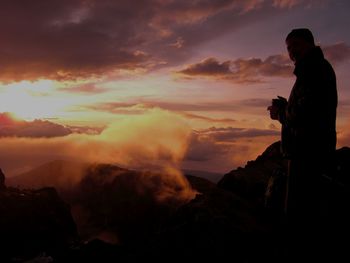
[267,96,287,121]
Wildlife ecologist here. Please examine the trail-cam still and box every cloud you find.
[176,55,292,83]
[272,0,302,8]
[195,126,280,142]
[85,102,147,115]
[272,0,329,8]
[83,98,271,120]
[337,118,350,148]
[66,125,104,135]
[0,0,320,83]
[60,84,109,94]
[183,127,280,173]
[0,109,197,206]
[0,112,72,138]
[176,43,350,83]
[322,42,350,64]
[0,109,191,176]
[0,108,281,177]
[180,112,236,124]
[177,58,232,76]
[0,112,102,138]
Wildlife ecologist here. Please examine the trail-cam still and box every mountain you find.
[182,169,223,183]
[7,159,89,190]
[2,141,350,261]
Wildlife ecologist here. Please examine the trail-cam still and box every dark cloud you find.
[0,0,318,83]
[178,58,231,76]
[181,112,236,124]
[0,0,153,82]
[322,42,350,64]
[177,55,292,83]
[177,42,350,83]
[0,112,102,137]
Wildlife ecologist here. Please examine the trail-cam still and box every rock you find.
[218,141,287,207]
[0,185,78,261]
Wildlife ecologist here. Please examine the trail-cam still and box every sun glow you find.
[0,80,75,120]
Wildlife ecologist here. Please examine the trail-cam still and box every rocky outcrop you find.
[144,175,271,261]
[218,141,350,235]
[218,141,350,206]
[0,171,78,261]
[218,141,287,208]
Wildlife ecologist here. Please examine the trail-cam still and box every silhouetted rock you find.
[55,238,127,262]
[218,141,287,208]
[7,161,196,249]
[0,184,78,261]
[140,175,272,261]
[218,141,350,234]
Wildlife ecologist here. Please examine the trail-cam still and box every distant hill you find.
[7,159,89,190]
[182,169,223,183]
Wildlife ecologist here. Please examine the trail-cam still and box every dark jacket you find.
[280,46,337,159]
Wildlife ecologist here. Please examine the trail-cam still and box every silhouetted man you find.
[268,28,337,237]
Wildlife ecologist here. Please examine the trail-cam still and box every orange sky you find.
[1,0,349,176]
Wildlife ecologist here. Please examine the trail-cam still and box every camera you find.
[272,96,287,109]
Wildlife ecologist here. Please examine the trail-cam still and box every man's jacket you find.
[280,46,337,159]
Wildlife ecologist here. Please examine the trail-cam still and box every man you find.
[0,168,5,190]
[268,28,338,235]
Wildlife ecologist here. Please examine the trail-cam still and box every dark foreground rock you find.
[0,186,78,261]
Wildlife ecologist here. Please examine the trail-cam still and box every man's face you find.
[286,37,313,63]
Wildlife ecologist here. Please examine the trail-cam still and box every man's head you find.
[286,28,315,62]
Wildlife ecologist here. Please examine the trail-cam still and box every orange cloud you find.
[0,109,191,177]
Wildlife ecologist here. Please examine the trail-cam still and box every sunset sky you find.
[1,0,349,176]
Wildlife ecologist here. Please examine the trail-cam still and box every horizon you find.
[1,0,350,177]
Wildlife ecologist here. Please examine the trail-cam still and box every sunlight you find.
[0,80,74,120]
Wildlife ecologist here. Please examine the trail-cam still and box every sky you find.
[0,0,350,176]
